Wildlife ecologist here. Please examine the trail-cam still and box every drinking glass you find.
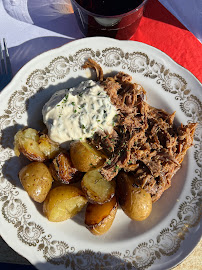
[71,0,148,40]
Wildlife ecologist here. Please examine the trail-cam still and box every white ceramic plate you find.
[0,37,201,270]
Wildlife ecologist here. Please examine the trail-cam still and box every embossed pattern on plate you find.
[0,37,201,270]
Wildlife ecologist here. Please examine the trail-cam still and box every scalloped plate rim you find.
[0,37,201,98]
[0,37,201,270]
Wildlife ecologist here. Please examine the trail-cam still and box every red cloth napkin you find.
[131,0,202,83]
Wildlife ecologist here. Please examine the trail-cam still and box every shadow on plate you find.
[68,151,189,242]
[9,36,76,76]
[0,75,90,216]
[0,66,190,241]
[69,156,189,242]
[25,75,89,128]
[0,250,131,270]
[1,228,131,268]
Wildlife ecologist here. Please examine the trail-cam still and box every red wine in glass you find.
[71,0,148,39]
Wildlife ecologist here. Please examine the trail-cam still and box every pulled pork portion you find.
[84,60,197,202]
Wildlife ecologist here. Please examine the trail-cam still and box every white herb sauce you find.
[42,80,117,147]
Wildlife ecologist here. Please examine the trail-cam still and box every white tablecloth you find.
[0,0,201,76]
[0,0,83,76]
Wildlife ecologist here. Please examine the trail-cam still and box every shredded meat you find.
[83,59,197,202]
[83,58,104,81]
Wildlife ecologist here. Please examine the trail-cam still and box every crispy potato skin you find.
[43,185,87,222]
[19,162,53,203]
[85,196,117,235]
[116,172,152,221]
[49,152,83,184]
[81,169,115,204]
[14,128,60,162]
[38,134,60,159]
[70,141,105,172]
[14,128,45,161]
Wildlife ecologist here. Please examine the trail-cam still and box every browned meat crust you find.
[83,59,197,202]
[83,58,104,81]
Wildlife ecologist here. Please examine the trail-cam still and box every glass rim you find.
[71,0,149,18]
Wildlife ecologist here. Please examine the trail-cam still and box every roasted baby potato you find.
[81,168,115,204]
[49,152,83,184]
[14,128,45,161]
[85,196,117,235]
[70,141,105,172]
[116,172,152,221]
[19,162,53,203]
[38,134,60,159]
[43,185,87,222]
[14,128,59,162]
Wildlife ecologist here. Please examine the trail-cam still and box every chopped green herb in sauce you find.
[42,80,118,146]
[106,160,112,165]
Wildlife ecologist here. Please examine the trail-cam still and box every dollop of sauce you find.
[42,80,117,147]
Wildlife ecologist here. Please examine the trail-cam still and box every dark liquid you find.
[72,0,146,39]
[75,0,144,16]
